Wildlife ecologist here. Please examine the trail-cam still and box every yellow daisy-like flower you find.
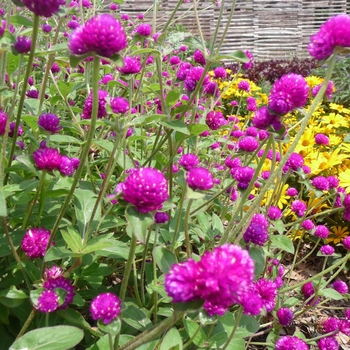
[305,76,324,88]
[262,184,290,209]
[286,229,304,241]
[327,226,350,244]
[320,113,349,129]
[307,192,329,214]
[339,168,350,193]
[329,103,350,115]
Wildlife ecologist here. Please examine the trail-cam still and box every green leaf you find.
[189,124,209,136]
[61,227,83,253]
[321,288,343,300]
[122,303,152,331]
[183,319,206,347]
[186,187,206,199]
[95,239,130,260]
[11,0,26,7]
[272,220,285,235]
[159,120,190,135]
[82,235,113,254]
[0,287,28,308]
[9,325,84,350]
[160,327,183,350]
[270,235,294,254]
[21,115,38,132]
[282,297,301,307]
[198,311,217,326]
[10,15,33,27]
[153,246,177,274]
[44,246,82,261]
[215,50,249,63]
[69,54,89,68]
[249,247,265,276]
[234,315,260,338]
[50,135,81,144]
[181,36,205,52]
[0,232,23,257]
[35,43,68,56]
[7,52,20,77]
[173,299,204,312]
[165,90,180,108]
[98,318,120,336]
[131,48,161,56]
[0,190,7,216]
[125,206,154,243]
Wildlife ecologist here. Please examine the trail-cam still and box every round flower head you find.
[184,66,210,91]
[135,23,152,37]
[13,36,32,54]
[8,122,23,137]
[302,219,315,231]
[314,225,329,239]
[318,337,339,350]
[268,206,282,220]
[38,113,62,134]
[118,56,142,74]
[154,212,169,224]
[247,96,257,111]
[178,153,200,171]
[331,280,348,294]
[244,223,268,246]
[43,276,75,309]
[44,265,64,280]
[242,50,253,70]
[110,97,130,114]
[255,278,277,312]
[0,110,8,135]
[42,24,52,33]
[21,227,53,259]
[252,106,276,129]
[237,80,250,92]
[315,133,330,145]
[291,200,307,217]
[69,14,127,58]
[277,308,294,326]
[308,14,350,60]
[327,176,339,189]
[90,293,121,325]
[238,136,259,152]
[275,336,309,350]
[286,187,298,197]
[33,147,62,172]
[241,285,263,316]
[323,317,339,333]
[193,49,206,65]
[22,0,65,17]
[343,237,350,250]
[169,56,181,65]
[165,259,201,303]
[197,244,255,316]
[186,167,214,191]
[312,176,329,191]
[312,81,334,100]
[205,111,228,130]
[213,66,227,79]
[268,74,309,115]
[320,245,335,255]
[82,90,108,119]
[59,156,80,177]
[122,167,168,213]
[231,166,255,183]
[36,290,59,313]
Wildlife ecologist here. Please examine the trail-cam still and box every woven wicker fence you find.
[118,0,350,60]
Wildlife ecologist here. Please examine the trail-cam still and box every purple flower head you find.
[302,281,315,299]
[193,49,207,65]
[246,126,258,137]
[44,276,75,309]
[110,3,118,10]
[205,111,227,130]
[38,113,62,134]
[69,14,127,58]
[186,167,213,191]
[42,23,52,33]
[286,153,304,171]
[0,111,8,135]
[26,89,39,99]
[120,14,129,21]
[82,90,108,119]
[22,0,65,17]
[327,176,339,189]
[118,56,142,74]
[286,187,298,197]
[238,136,259,152]
[33,147,62,172]
[268,206,282,220]
[225,156,241,169]
[44,265,64,280]
[277,308,294,326]
[331,280,348,294]
[291,200,307,217]
[231,166,255,183]
[346,308,350,320]
[213,66,227,79]
[268,74,309,115]
[111,97,130,114]
[302,219,315,231]
[136,23,152,37]
[255,278,277,312]
[312,176,329,191]
[14,36,32,54]
[169,55,181,65]
[238,80,250,92]
[184,66,210,91]
[252,106,275,129]
[339,320,350,336]
[204,81,219,96]
[165,259,201,303]
[343,237,350,250]
[320,245,335,255]
[323,317,339,333]
[275,336,309,350]
[242,50,253,70]
[241,285,263,315]
[315,133,330,145]
[312,81,334,100]
[244,223,269,246]
[318,337,339,350]
[8,122,23,137]
[154,212,169,224]
[178,153,200,171]
[90,293,121,324]
[36,290,59,313]
[247,97,257,111]
[122,167,168,213]
[21,227,53,259]
[198,244,255,316]
[59,156,80,177]
[308,14,350,60]
[314,225,329,239]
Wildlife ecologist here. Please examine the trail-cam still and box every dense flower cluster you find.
[22,0,65,17]
[90,293,121,324]
[21,227,53,258]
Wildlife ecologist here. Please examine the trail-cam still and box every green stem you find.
[140,226,153,306]
[192,0,207,56]
[222,307,243,350]
[108,333,114,350]
[15,308,37,339]
[184,199,194,258]
[161,0,182,33]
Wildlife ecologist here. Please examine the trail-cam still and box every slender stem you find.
[161,0,182,33]
[192,0,207,55]
[152,227,160,323]
[133,257,142,307]
[222,306,243,350]
[140,226,153,306]
[108,333,114,350]
[16,308,37,339]
[184,199,194,258]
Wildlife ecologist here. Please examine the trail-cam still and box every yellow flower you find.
[305,76,324,88]
[320,113,349,129]
[286,229,304,241]
[329,103,350,115]
[339,168,350,193]
[327,226,349,244]
[307,192,329,214]
[262,184,290,209]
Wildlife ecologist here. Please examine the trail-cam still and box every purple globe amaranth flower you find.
[42,24,52,33]
[169,55,181,65]
[21,227,53,259]
[255,278,277,312]
[213,66,227,79]
[90,293,121,325]
[314,225,329,239]
[323,317,339,333]
[291,200,307,217]
[286,187,298,197]
[320,245,335,255]
[275,336,309,350]
[312,81,334,100]
[327,176,339,189]
[22,0,65,17]
[308,14,350,60]
[178,153,200,171]
[184,66,210,91]
[285,153,304,171]
[8,122,23,137]
[36,290,59,313]
[244,223,268,246]
[247,96,257,111]
[59,156,80,176]
[154,212,169,224]
[339,319,350,336]
[193,49,207,65]
[44,276,75,309]
[38,113,62,134]
[44,265,64,280]
[33,147,62,172]
[110,97,130,114]
[237,80,250,92]
[301,281,320,306]
[122,167,168,213]
[252,106,276,129]
[225,156,241,169]
[82,90,108,119]
[277,308,294,326]
[242,50,253,70]
[205,111,228,130]
[241,285,263,316]
[135,23,152,37]
[238,136,259,152]
[51,62,60,74]
[26,89,39,99]
[268,206,282,220]
[331,280,348,294]
[312,176,329,191]
[118,56,142,74]
[345,308,350,320]
[231,166,255,183]
[302,219,315,231]
[186,167,214,191]
[165,259,201,303]
[204,81,219,96]
[318,337,339,350]
[268,74,309,115]
[343,237,350,250]
[0,110,8,135]
[69,14,127,58]
[315,133,330,145]
[13,36,32,54]
[197,244,255,316]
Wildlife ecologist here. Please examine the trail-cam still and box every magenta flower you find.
[42,24,53,33]
[255,278,277,312]
[331,280,348,294]
[44,265,64,280]
[69,14,127,58]
[13,36,32,54]
[343,237,350,250]
[286,187,298,197]
[244,223,268,246]
[184,66,210,91]
[43,276,75,309]
[36,290,59,313]
[277,308,294,326]
[302,220,315,231]
[81,90,108,119]
[238,80,250,92]
[186,167,214,191]
[213,66,227,79]
[38,113,62,134]
[58,156,80,176]
[320,245,335,255]
[311,176,329,191]
[268,206,282,220]
[291,200,307,217]
[238,136,259,152]
[135,23,152,37]
[90,293,121,324]
[33,147,62,172]
[110,97,130,114]
[205,111,228,130]
[314,225,329,239]
[22,0,65,17]
[154,212,169,224]
[178,153,200,171]
[193,49,206,65]
[0,110,8,135]
[317,337,339,350]
[275,336,309,350]
[122,167,168,213]
[315,133,330,145]
[241,285,263,316]
[242,50,253,70]
[323,317,339,333]
[312,81,334,99]
[252,106,275,129]
[118,56,142,74]
[21,227,53,259]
